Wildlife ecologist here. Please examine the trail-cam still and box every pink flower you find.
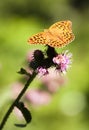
[37,67,48,76]
[26,89,51,106]
[53,50,72,73]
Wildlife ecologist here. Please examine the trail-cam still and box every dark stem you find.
[0,71,37,130]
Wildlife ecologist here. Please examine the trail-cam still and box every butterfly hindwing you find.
[47,39,65,48]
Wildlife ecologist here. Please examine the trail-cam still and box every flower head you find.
[27,46,72,75]
[53,50,72,73]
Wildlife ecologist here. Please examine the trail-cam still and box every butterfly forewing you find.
[49,20,72,31]
[28,32,47,45]
[48,20,75,47]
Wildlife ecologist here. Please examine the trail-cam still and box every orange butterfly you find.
[28,20,75,48]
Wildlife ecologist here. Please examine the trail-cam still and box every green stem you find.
[0,71,37,130]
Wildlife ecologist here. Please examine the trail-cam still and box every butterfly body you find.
[28,20,75,48]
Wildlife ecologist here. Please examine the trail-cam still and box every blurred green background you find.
[0,0,89,130]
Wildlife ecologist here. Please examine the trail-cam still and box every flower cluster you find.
[28,46,72,75]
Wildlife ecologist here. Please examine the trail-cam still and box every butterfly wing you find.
[47,20,75,47]
[47,39,65,48]
[28,20,75,48]
[46,32,74,48]
[49,20,72,32]
[28,32,47,45]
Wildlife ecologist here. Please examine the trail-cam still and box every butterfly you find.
[28,20,75,48]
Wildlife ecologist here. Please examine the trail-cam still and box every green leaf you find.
[15,102,32,127]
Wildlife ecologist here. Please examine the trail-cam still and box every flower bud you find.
[33,50,44,61]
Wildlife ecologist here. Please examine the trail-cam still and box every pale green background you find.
[0,0,89,130]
